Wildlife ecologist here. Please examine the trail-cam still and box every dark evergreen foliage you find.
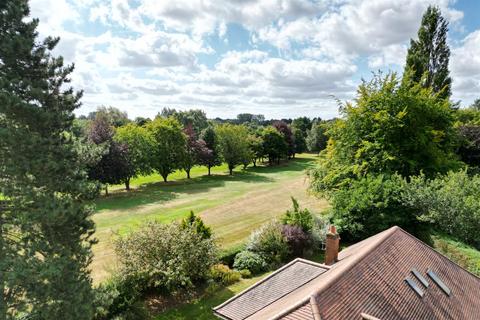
[0,1,96,317]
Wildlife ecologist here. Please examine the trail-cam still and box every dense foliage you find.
[233,251,267,274]
[115,222,217,293]
[0,1,96,317]
[310,72,459,195]
[216,124,251,175]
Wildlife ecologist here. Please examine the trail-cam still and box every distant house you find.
[213,226,480,320]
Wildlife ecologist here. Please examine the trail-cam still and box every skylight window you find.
[405,277,424,297]
[427,269,451,296]
[411,269,429,287]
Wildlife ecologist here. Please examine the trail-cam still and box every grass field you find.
[91,153,329,282]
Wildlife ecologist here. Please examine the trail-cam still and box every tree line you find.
[78,107,330,193]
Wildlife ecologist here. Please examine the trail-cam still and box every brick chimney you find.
[325,225,340,265]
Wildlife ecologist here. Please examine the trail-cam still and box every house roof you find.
[214,226,480,320]
[213,258,329,320]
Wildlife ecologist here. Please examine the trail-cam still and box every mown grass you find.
[91,154,329,281]
[432,233,480,276]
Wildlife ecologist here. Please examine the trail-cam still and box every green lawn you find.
[432,233,480,276]
[91,154,329,281]
[154,274,270,320]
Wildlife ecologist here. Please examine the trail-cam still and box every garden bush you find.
[93,276,148,320]
[114,221,217,293]
[181,211,212,239]
[330,174,429,242]
[310,216,329,250]
[233,251,267,274]
[281,225,310,256]
[246,221,290,265]
[404,171,480,249]
[209,264,241,285]
[281,197,313,232]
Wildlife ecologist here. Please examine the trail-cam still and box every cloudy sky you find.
[30,0,480,119]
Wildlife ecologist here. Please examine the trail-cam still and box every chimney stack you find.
[325,225,340,265]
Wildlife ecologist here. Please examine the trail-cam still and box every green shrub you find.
[405,171,480,249]
[310,216,329,250]
[114,221,217,293]
[238,269,252,278]
[218,245,243,267]
[209,264,241,285]
[233,251,267,274]
[181,211,212,239]
[331,174,428,242]
[281,197,314,232]
[93,276,148,320]
[246,221,290,265]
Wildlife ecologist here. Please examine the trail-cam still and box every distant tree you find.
[134,116,150,126]
[159,108,208,134]
[247,134,264,167]
[216,124,250,175]
[115,123,155,190]
[236,113,265,124]
[87,115,132,195]
[293,128,307,154]
[273,121,295,158]
[291,117,312,137]
[199,126,222,175]
[471,98,480,111]
[182,124,211,179]
[89,106,130,127]
[262,127,288,165]
[0,1,96,316]
[147,117,186,182]
[306,120,328,153]
[404,5,451,99]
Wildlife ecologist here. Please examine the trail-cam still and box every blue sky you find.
[30,0,480,119]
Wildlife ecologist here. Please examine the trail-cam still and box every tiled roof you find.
[280,227,480,320]
[214,226,480,320]
[213,259,328,320]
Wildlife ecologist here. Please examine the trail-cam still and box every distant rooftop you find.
[214,226,480,320]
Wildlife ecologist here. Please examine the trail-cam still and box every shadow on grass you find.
[95,171,273,212]
[95,156,317,212]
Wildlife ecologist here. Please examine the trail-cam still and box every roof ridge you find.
[269,225,401,320]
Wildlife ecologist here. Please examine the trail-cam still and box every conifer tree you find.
[0,1,96,318]
[404,5,452,99]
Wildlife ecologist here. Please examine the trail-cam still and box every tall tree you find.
[262,127,288,165]
[273,120,295,158]
[182,124,210,179]
[147,117,186,182]
[404,5,451,99]
[199,126,221,175]
[216,124,250,175]
[291,117,312,137]
[87,114,132,195]
[0,1,96,317]
[306,120,328,153]
[115,123,154,190]
[88,106,130,127]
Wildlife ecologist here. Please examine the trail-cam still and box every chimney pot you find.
[325,225,340,265]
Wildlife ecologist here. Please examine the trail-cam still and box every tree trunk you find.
[125,178,130,191]
[162,174,168,182]
[0,210,6,318]
[105,185,109,196]
[229,166,233,175]
[186,169,191,179]
[208,166,211,176]
[253,159,257,167]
